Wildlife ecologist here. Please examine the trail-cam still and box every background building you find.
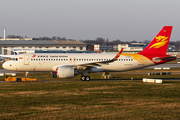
[0,40,86,55]
[118,43,147,52]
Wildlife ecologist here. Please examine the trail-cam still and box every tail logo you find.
[149,36,168,49]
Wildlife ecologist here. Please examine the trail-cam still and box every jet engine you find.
[53,66,79,78]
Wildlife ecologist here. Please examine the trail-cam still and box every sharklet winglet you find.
[113,48,123,60]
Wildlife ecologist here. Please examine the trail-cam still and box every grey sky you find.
[0,0,180,41]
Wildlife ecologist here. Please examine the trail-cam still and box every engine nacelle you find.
[56,66,79,78]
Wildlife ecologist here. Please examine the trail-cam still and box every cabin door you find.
[24,55,29,65]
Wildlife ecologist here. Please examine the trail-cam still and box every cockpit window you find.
[10,58,18,61]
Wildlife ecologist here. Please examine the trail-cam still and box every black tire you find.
[85,76,90,81]
[16,78,22,82]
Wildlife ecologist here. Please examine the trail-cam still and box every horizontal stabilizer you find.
[153,56,176,62]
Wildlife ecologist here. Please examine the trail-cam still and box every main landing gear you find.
[81,76,90,81]
[80,69,90,81]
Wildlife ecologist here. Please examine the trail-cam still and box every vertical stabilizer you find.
[139,26,173,55]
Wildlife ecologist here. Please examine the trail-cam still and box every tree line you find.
[1,35,67,40]
[81,37,180,50]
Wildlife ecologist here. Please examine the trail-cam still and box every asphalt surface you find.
[146,63,180,68]
[1,78,180,83]
[0,69,23,73]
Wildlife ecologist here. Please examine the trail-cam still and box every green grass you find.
[1,81,180,119]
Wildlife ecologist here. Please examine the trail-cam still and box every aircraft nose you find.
[2,62,12,70]
[2,62,8,69]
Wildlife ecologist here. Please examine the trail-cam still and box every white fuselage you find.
[2,53,154,72]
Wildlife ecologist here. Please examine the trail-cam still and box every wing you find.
[0,55,17,58]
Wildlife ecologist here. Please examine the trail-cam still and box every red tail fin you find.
[139,26,173,55]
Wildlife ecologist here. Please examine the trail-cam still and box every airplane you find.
[1,26,176,81]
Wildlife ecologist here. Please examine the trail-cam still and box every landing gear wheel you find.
[81,76,85,81]
[85,76,90,81]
